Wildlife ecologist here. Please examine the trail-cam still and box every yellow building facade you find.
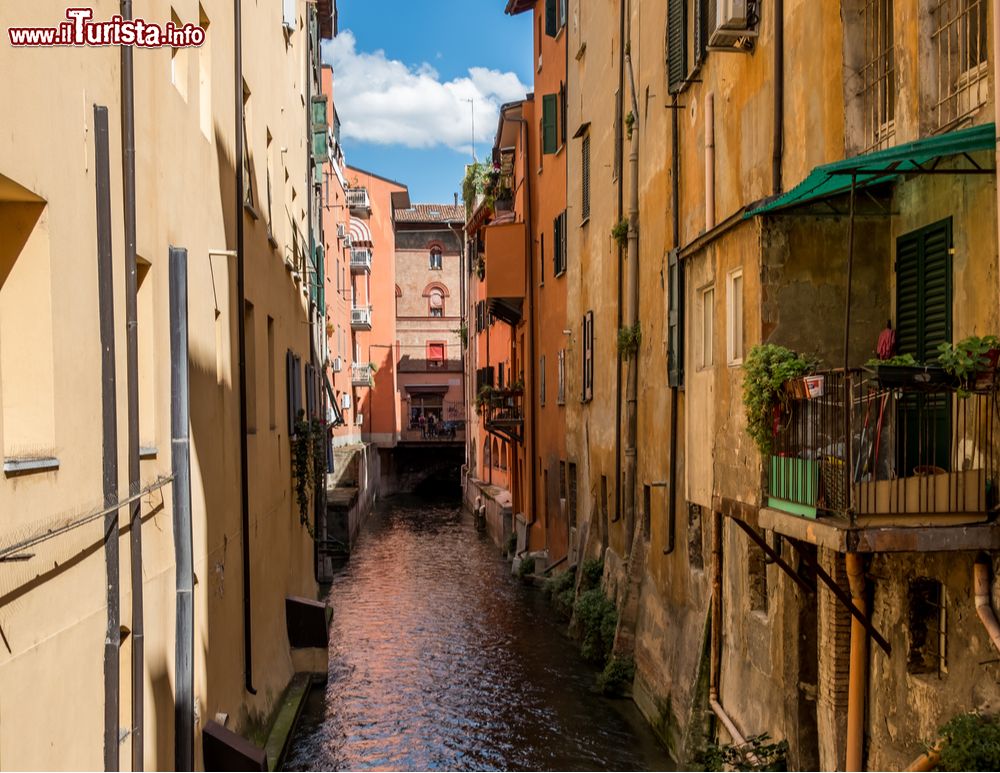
[0,0,335,767]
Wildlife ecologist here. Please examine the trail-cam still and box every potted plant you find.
[494,186,514,212]
[742,344,816,456]
[937,334,1000,395]
[866,353,953,390]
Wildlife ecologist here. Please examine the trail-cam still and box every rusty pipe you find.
[705,92,715,232]
[974,556,1000,652]
[904,741,942,772]
[846,553,868,772]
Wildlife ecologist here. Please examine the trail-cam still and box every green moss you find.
[545,568,577,621]
[698,733,788,772]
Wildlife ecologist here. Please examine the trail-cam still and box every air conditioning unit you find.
[331,356,343,372]
[356,413,364,426]
[343,234,353,250]
[341,393,351,410]
[709,0,757,50]
[336,223,347,240]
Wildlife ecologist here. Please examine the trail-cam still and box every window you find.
[286,350,302,435]
[581,134,591,221]
[932,0,988,128]
[559,0,567,29]
[484,438,492,470]
[700,286,715,369]
[557,349,566,404]
[198,5,211,140]
[540,232,545,285]
[136,260,155,447]
[267,316,276,429]
[726,269,744,365]
[688,503,704,569]
[559,82,568,146]
[600,475,609,536]
[581,311,594,402]
[668,249,685,387]
[282,0,296,31]
[568,462,578,528]
[748,529,768,614]
[428,286,446,317]
[0,185,56,460]
[429,247,443,270]
[428,342,446,369]
[667,0,687,92]
[559,460,567,500]
[540,355,546,406]
[545,0,558,36]
[693,0,708,67]
[542,93,559,154]
[861,0,896,151]
[242,81,254,209]
[170,9,189,101]
[553,211,567,275]
[643,485,652,541]
[266,129,274,235]
[908,578,946,675]
[244,301,256,433]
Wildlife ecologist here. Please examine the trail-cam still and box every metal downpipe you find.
[623,45,640,552]
[170,247,195,772]
[120,2,144,766]
[846,553,868,772]
[95,104,121,772]
[234,0,256,696]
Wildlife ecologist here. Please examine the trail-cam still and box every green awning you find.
[747,122,996,217]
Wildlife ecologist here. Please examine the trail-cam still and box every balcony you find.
[351,362,373,387]
[345,187,370,214]
[350,305,372,331]
[480,388,524,444]
[483,222,526,324]
[762,369,1000,549]
[350,248,372,273]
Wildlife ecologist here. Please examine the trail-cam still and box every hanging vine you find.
[291,411,328,538]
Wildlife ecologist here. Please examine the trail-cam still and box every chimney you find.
[454,192,458,207]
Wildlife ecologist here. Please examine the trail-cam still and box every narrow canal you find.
[285,493,674,772]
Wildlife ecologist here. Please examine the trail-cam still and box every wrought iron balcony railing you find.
[350,248,372,273]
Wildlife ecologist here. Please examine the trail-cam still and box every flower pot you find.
[974,348,1000,390]
[873,364,954,391]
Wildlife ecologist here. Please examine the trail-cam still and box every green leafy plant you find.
[742,344,815,457]
[700,733,789,772]
[475,385,495,415]
[866,353,919,367]
[505,531,517,557]
[625,111,635,140]
[618,324,642,359]
[545,568,577,621]
[516,554,535,581]
[934,712,1000,771]
[573,588,617,663]
[597,655,635,696]
[461,162,493,216]
[580,558,604,592]
[612,218,629,249]
[476,255,486,281]
[455,324,469,348]
[291,412,327,537]
[937,335,999,396]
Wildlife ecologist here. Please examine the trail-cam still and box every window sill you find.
[575,42,587,61]
[554,269,566,279]
[140,446,158,460]
[728,359,744,368]
[4,456,60,477]
[268,233,279,250]
[244,202,261,220]
[580,217,590,228]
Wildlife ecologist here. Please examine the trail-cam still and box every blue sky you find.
[322,1,534,205]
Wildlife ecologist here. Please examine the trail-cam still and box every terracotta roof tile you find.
[394,203,465,224]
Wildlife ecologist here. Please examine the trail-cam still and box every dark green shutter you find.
[546,0,558,36]
[667,0,687,92]
[553,214,561,275]
[668,249,685,387]
[895,218,953,471]
[312,129,328,159]
[311,95,328,130]
[693,0,707,66]
[542,93,558,154]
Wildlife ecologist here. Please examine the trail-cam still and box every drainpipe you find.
[95,104,121,773]
[846,553,868,772]
[772,0,784,195]
[169,247,195,772]
[706,93,716,232]
[613,0,626,541]
[120,2,144,766]
[234,0,256,696]
[974,555,1000,652]
[623,42,640,552]
[663,93,682,557]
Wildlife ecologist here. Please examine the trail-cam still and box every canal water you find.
[285,494,675,772]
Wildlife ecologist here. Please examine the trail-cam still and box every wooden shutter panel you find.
[581,135,591,220]
[668,0,687,92]
[559,83,568,145]
[286,350,295,434]
[553,214,561,275]
[545,0,558,36]
[542,94,559,154]
[896,218,952,361]
[668,249,685,388]
[693,0,707,66]
[561,211,568,272]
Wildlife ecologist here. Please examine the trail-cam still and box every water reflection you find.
[286,495,674,772]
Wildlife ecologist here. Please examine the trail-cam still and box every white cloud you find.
[322,31,529,152]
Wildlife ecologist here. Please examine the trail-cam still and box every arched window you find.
[429,247,443,270]
[395,284,402,315]
[423,282,449,318]
[499,441,508,471]
[492,439,500,469]
[483,438,492,470]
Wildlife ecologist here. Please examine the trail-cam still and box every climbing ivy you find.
[291,411,327,537]
[741,344,815,457]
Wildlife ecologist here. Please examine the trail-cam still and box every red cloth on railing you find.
[876,327,896,360]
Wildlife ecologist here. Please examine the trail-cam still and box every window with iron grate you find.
[931,0,988,128]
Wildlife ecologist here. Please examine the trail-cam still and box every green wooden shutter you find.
[311,95,328,131]
[667,0,687,92]
[546,0,558,37]
[542,93,558,154]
